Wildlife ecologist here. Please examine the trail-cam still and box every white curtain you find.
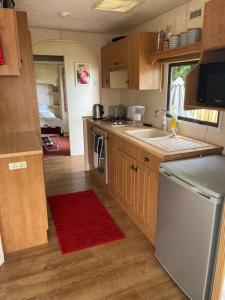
[0,235,4,266]
[170,77,194,119]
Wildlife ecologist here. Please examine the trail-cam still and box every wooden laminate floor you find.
[1,156,188,300]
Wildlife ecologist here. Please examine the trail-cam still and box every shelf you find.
[48,105,60,108]
[0,131,42,159]
[149,42,202,64]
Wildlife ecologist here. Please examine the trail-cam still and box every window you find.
[167,61,220,127]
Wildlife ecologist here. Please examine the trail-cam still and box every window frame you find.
[167,61,220,128]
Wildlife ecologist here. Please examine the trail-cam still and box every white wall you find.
[129,0,206,35]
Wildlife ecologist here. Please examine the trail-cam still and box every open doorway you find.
[33,55,70,159]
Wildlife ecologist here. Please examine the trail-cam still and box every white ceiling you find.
[16,0,190,34]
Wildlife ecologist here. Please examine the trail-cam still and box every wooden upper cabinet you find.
[203,0,225,50]
[0,9,21,76]
[108,38,128,68]
[101,32,162,90]
[127,32,161,90]
[101,45,110,88]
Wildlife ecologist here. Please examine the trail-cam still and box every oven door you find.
[92,128,108,184]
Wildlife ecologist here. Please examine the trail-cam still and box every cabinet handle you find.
[114,62,119,65]
[133,166,138,172]
[144,157,150,162]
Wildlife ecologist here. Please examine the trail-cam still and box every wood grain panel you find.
[0,8,20,76]
[127,33,140,89]
[203,0,225,50]
[0,11,40,135]
[117,137,138,158]
[107,132,117,198]
[139,32,161,90]
[101,45,110,88]
[211,204,225,300]
[0,131,42,158]
[136,148,160,172]
[117,149,135,210]
[0,154,48,253]
[148,43,201,64]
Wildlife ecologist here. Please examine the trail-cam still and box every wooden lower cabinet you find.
[117,149,136,210]
[107,132,117,198]
[117,149,159,245]
[0,154,48,253]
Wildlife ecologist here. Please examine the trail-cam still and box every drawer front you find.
[117,138,138,158]
[136,148,160,172]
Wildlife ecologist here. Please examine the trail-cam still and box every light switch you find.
[9,161,27,170]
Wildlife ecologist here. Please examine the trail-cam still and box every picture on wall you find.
[75,63,91,85]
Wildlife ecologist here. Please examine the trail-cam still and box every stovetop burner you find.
[102,117,132,126]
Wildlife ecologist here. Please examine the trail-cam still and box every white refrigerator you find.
[156,155,225,300]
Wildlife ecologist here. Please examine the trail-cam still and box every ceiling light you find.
[94,0,144,13]
[59,11,71,17]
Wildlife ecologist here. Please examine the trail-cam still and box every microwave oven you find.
[198,61,225,107]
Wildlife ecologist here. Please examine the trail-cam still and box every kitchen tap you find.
[154,109,178,136]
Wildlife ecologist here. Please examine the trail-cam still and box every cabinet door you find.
[117,150,135,210]
[134,163,159,245]
[101,45,110,88]
[134,162,150,223]
[127,33,140,89]
[0,154,48,253]
[107,132,117,198]
[108,38,128,68]
[203,0,225,50]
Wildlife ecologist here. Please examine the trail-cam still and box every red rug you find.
[48,190,125,254]
[43,136,70,158]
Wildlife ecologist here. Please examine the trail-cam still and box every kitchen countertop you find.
[85,117,223,161]
[0,131,43,159]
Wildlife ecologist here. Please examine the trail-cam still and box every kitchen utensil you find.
[157,31,165,51]
[180,32,188,46]
[92,104,104,119]
[187,28,202,44]
[169,35,180,48]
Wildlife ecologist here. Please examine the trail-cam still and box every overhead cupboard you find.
[101,32,162,90]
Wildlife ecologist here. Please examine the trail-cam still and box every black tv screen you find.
[198,61,225,107]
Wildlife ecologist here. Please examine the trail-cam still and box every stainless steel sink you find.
[125,128,168,139]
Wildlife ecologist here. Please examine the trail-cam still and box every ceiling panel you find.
[16,0,190,34]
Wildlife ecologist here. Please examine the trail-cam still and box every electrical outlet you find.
[9,161,27,170]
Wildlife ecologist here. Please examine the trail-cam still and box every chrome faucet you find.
[154,109,178,135]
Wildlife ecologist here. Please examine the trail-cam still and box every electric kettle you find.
[92,104,104,119]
